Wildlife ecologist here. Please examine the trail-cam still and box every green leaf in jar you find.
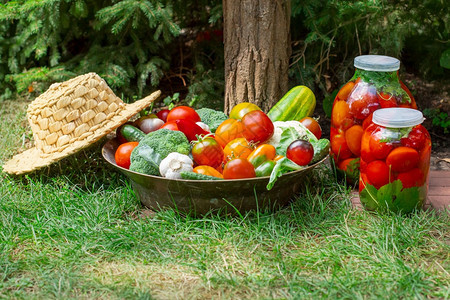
[360,180,423,213]
[359,182,380,211]
[378,127,413,144]
[355,69,412,104]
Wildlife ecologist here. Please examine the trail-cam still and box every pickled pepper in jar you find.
[359,108,431,213]
[330,55,417,183]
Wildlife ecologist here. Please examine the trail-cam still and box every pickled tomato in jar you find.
[359,108,431,213]
[330,55,417,183]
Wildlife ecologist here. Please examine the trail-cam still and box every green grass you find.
[1,99,449,299]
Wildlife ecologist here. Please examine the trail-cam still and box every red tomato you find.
[175,119,209,142]
[369,129,394,160]
[166,106,201,123]
[215,119,245,148]
[156,109,170,122]
[400,125,427,150]
[223,158,256,179]
[192,137,224,168]
[193,165,223,178]
[336,81,356,101]
[223,138,254,161]
[377,92,398,108]
[418,143,431,174]
[215,164,224,174]
[362,113,373,130]
[331,130,352,161]
[286,140,314,166]
[386,147,419,173]
[338,157,359,183]
[359,173,370,193]
[366,160,392,188]
[396,168,425,189]
[160,121,179,131]
[330,126,339,138]
[115,142,139,169]
[241,110,274,144]
[229,102,261,120]
[347,82,380,120]
[299,117,322,139]
[359,159,368,173]
[331,101,353,130]
[338,158,359,172]
[345,125,364,156]
[360,129,375,163]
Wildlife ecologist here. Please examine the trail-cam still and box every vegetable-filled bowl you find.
[102,138,327,215]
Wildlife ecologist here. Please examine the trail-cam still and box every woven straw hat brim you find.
[3,91,160,175]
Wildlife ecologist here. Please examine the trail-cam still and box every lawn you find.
[1,99,449,299]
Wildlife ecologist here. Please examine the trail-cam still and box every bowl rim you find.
[102,138,328,183]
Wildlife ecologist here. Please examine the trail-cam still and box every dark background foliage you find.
[0,0,448,132]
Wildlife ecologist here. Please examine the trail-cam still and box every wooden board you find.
[351,170,450,211]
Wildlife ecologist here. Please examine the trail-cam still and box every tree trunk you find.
[223,0,291,114]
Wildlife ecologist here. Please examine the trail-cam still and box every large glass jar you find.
[359,108,431,213]
[330,55,417,183]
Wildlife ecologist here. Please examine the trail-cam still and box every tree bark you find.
[223,0,291,114]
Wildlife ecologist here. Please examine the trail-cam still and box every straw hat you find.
[3,73,161,175]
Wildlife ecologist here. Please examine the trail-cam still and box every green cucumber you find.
[180,172,224,180]
[255,160,276,177]
[120,124,146,142]
[267,86,316,121]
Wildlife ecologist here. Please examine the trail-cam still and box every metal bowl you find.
[102,139,327,215]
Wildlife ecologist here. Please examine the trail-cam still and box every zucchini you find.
[180,172,224,180]
[120,124,146,142]
[267,86,316,122]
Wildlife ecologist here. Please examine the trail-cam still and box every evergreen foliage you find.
[0,0,448,109]
[0,0,221,102]
[290,0,449,95]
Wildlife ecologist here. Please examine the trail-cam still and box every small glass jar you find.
[359,108,431,213]
[330,55,417,183]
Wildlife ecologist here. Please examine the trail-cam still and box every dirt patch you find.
[85,261,205,298]
[83,260,280,299]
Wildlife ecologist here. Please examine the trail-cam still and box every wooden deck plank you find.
[428,196,450,210]
[428,186,450,196]
[428,171,450,187]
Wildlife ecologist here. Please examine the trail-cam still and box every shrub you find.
[290,0,449,96]
[423,108,450,134]
[0,0,222,102]
[1,0,448,111]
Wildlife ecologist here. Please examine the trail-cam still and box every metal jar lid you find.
[372,108,424,128]
[354,55,400,72]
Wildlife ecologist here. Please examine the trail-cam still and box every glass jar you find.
[330,55,417,183]
[359,108,431,213]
